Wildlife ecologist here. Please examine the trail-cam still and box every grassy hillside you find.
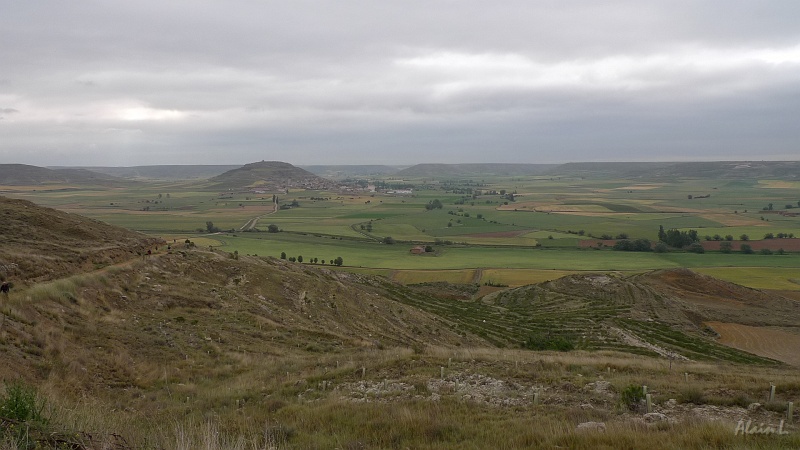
[1,180,799,449]
[0,164,128,186]
[0,196,159,283]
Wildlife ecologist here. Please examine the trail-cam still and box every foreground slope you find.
[0,196,485,386]
[0,196,159,282]
[0,199,798,448]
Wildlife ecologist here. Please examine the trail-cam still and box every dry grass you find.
[3,321,800,449]
[2,200,799,448]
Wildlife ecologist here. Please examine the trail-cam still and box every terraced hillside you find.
[397,271,798,365]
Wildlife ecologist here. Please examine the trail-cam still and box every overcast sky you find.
[1,1,799,166]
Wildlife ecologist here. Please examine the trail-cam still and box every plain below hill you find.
[208,160,335,190]
[546,161,800,179]
[300,165,404,179]
[57,165,242,180]
[396,163,557,177]
[0,164,130,186]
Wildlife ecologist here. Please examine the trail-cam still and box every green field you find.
[3,171,799,287]
[694,267,800,290]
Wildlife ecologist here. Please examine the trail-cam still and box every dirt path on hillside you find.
[472,268,484,284]
[239,198,278,231]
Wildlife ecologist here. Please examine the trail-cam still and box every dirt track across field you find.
[464,230,529,238]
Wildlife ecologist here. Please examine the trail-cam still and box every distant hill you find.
[543,162,673,178]
[647,161,800,179]
[396,163,557,177]
[209,160,334,190]
[301,165,403,179]
[60,165,242,180]
[546,161,800,179]
[0,164,129,186]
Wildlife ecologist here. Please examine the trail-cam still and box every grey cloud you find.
[1,1,799,165]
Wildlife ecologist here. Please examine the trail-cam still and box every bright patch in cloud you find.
[117,106,185,121]
[395,43,800,97]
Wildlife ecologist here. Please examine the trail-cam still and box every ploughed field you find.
[706,322,800,366]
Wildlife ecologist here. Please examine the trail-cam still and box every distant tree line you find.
[280,252,343,266]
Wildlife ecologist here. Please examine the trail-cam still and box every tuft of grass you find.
[0,382,50,450]
[677,387,706,405]
[0,382,48,424]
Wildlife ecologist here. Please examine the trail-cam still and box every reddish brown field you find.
[706,321,800,366]
[578,239,617,248]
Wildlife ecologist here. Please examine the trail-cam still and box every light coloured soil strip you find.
[463,230,529,238]
[607,327,690,361]
[706,322,800,366]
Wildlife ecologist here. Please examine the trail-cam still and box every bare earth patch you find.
[579,239,617,248]
[615,184,667,190]
[705,322,800,366]
[464,230,529,238]
[758,180,800,189]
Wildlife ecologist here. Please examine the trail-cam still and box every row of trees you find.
[721,242,787,255]
[762,201,800,210]
[763,232,795,239]
[609,225,794,254]
[280,252,343,266]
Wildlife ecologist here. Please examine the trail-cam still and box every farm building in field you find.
[410,246,426,254]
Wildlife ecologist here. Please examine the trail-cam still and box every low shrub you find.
[619,384,644,411]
